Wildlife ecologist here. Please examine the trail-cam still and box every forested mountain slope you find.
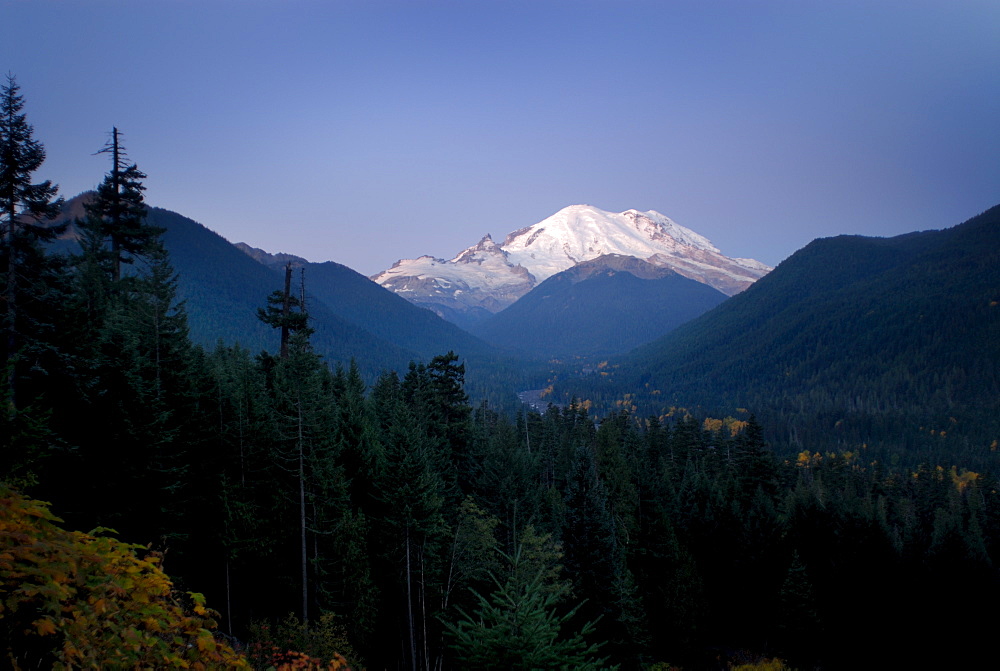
[557,205,1000,461]
[57,196,544,404]
[55,196,420,375]
[230,241,550,403]
[471,254,727,358]
[297,260,495,361]
[14,76,997,670]
[302,259,548,408]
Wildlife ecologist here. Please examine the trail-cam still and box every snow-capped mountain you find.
[371,205,771,325]
[371,235,535,327]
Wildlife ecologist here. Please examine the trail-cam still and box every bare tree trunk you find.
[524,412,531,454]
[280,263,292,359]
[420,546,429,671]
[225,557,232,635]
[298,391,308,623]
[406,528,417,671]
[5,195,16,416]
[110,127,122,284]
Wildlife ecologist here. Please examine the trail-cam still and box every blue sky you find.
[4,0,999,275]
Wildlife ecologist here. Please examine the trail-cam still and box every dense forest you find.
[3,76,1000,670]
[553,209,1000,470]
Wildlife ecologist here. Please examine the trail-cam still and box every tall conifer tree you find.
[0,75,64,417]
[82,127,163,284]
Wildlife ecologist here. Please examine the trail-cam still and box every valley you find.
[4,82,998,671]
[5,2,998,667]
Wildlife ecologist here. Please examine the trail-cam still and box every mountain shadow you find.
[471,254,728,359]
[52,195,418,376]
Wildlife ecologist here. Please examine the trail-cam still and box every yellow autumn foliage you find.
[795,451,822,469]
[730,659,794,671]
[702,417,723,433]
[950,467,980,493]
[0,484,248,669]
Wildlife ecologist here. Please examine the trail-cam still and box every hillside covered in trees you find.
[48,195,548,413]
[554,207,1000,469]
[4,76,1000,670]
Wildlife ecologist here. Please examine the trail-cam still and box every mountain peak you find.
[374,204,771,325]
[452,233,504,263]
[501,205,731,283]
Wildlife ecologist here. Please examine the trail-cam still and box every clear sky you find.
[4,0,999,276]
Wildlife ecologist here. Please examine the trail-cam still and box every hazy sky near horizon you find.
[4,0,999,275]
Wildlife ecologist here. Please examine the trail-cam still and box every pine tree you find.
[402,351,473,502]
[81,127,163,284]
[258,262,311,359]
[68,245,202,543]
[733,415,779,504]
[332,360,382,516]
[562,444,646,664]
[0,75,65,418]
[374,383,449,671]
[0,76,73,489]
[258,272,347,624]
[444,547,610,671]
[274,340,334,623]
[57,139,206,564]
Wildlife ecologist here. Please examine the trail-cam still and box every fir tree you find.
[0,75,65,418]
[82,127,163,284]
[268,315,335,623]
[445,547,611,671]
[258,262,311,359]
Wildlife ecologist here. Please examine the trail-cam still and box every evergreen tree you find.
[733,415,779,504]
[776,550,822,665]
[469,405,541,542]
[594,412,640,545]
[66,241,204,545]
[81,127,163,284]
[401,352,473,508]
[267,310,336,623]
[0,75,65,423]
[334,360,381,512]
[50,134,209,572]
[209,344,278,632]
[444,548,611,671]
[562,444,645,664]
[258,262,311,359]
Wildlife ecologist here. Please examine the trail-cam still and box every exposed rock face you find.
[371,235,535,320]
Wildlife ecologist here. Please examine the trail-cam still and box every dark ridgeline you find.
[470,254,728,359]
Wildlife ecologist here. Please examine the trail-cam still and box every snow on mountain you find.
[371,205,771,324]
[372,235,534,316]
[502,206,716,281]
